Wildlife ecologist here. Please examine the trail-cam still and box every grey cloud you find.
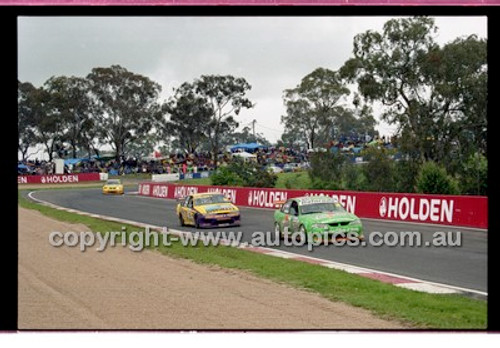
[18,16,487,142]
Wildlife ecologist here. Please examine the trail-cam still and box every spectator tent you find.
[230,143,266,152]
[64,158,90,166]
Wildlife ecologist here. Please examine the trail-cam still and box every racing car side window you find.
[281,200,292,214]
[290,201,299,216]
[187,197,193,208]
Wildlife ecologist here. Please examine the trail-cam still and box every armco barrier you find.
[179,172,211,180]
[152,173,180,182]
[137,182,488,229]
[18,173,102,184]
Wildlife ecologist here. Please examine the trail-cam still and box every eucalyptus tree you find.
[193,75,253,167]
[340,16,487,172]
[87,65,163,160]
[282,68,350,149]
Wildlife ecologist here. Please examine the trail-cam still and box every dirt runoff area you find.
[18,207,405,330]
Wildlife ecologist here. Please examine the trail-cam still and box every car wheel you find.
[179,214,185,227]
[194,214,200,229]
[311,233,326,245]
[297,225,308,244]
[274,222,282,240]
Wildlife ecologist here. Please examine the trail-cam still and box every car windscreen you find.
[194,195,226,205]
[106,180,121,185]
[300,202,345,215]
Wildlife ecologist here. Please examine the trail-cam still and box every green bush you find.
[211,166,245,186]
[310,177,344,190]
[211,158,277,188]
[393,159,421,193]
[308,152,346,189]
[360,147,394,192]
[247,167,278,188]
[283,173,302,189]
[458,153,487,195]
[342,164,369,191]
[275,172,312,189]
[416,161,459,194]
[210,150,481,195]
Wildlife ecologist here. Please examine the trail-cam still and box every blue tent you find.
[64,158,90,166]
[230,143,266,152]
[18,164,28,170]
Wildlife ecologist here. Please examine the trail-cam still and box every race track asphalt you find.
[25,187,488,292]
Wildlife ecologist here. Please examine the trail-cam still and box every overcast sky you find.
[18,16,487,143]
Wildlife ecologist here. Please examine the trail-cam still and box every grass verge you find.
[275,172,312,189]
[174,177,212,185]
[19,192,487,329]
[176,172,312,189]
[109,173,151,180]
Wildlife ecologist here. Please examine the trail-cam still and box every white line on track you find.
[237,243,487,296]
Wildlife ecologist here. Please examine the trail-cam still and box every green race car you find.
[273,196,364,243]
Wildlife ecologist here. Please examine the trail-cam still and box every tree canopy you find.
[18,81,39,161]
[339,17,487,171]
[87,65,163,160]
[163,82,212,154]
[192,75,253,166]
[282,68,351,149]
[282,67,378,149]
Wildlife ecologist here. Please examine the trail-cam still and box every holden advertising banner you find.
[137,182,488,229]
[18,173,101,184]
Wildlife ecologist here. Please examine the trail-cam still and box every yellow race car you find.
[102,179,124,194]
[176,192,241,228]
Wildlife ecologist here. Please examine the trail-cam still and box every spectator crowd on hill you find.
[18,135,396,176]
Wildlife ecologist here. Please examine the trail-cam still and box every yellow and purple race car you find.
[176,192,241,228]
